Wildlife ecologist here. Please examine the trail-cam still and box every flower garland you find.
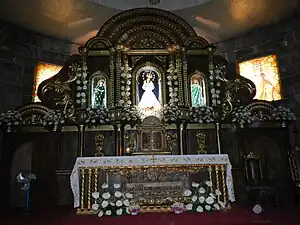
[119,64,132,107]
[92,183,139,217]
[209,63,225,107]
[231,106,254,128]
[162,104,182,123]
[41,110,66,131]
[74,62,88,108]
[167,62,179,105]
[272,106,296,122]
[85,107,110,125]
[0,110,22,132]
[189,106,215,123]
[177,181,225,214]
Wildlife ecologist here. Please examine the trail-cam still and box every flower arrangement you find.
[162,104,182,123]
[171,202,186,214]
[0,110,22,132]
[189,106,215,123]
[85,107,110,125]
[166,63,179,105]
[73,62,88,108]
[231,106,254,128]
[41,110,66,131]
[180,181,225,214]
[272,106,296,122]
[119,105,141,123]
[91,183,138,217]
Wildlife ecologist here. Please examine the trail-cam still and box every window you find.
[238,55,282,101]
[33,62,62,102]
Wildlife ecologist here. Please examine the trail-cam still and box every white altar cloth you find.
[70,154,235,208]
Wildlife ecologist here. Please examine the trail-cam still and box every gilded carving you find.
[94,133,105,156]
[196,132,207,154]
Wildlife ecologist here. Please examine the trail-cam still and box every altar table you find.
[70,154,235,213]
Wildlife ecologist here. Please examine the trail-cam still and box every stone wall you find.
[0,21,76,112]
[216,15,300,113]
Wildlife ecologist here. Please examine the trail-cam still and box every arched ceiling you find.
[0,0,298,53]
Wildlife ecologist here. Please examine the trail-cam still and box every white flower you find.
[209,193,216,198]
[98,210,104,217]
[102,192,110,199]
[101,183,109,189]
[113,184,121,189]
[185,203,193,210]
[192,182,199,187]
[183,190,192,196]
[218,200,226,208]
[110,201,115,206]
[101,200,109,208]
[215,189,222,196]
[214,203,220,210]
[116,208,123,215]
[206,197,214,204]
[105,210,112,216]
[205,181,212,187]
[191,196,198,202]
[115,191,122,198]
[92,203,99,210]
[126,207,130,214]
[92,192,100,199]
[196,206,203,213]
[123,199,130,206]
[125,193,133,198]
[205,205,211,211]
[199,196,205,203]
[199,188,205,194]
[116,200,123,207]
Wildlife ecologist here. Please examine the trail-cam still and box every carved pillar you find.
[175,48,184,107]
[181,48,188,107]
[178,123,187,155]
[215,122,221,154]
[109,48,115,108]
[77,125,85,157]
[115,46,122,106]
[114,123,124,156]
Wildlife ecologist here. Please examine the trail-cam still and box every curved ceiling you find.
[0,0,298,53]
[88,0,212,11]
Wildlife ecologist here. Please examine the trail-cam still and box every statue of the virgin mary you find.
[138,71,161,111]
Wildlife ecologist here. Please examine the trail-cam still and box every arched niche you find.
[188,71,208,107]
[132,62,165,119]
[90,71,108,109]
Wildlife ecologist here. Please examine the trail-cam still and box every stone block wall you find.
[216,15,300,112]
[0,21,77,112]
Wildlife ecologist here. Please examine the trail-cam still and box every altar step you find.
[3,207,299,225]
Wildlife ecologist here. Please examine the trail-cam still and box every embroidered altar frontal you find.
[71,154,235,214]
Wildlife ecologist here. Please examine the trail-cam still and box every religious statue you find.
[191,77,205,107]
[138,71,161,111]
[94,79,106,108]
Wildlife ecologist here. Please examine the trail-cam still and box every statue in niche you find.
[91,75,107,108]
[190,73,206,107]
[137,66,162,118]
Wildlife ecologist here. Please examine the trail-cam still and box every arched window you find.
[238,55,282,101]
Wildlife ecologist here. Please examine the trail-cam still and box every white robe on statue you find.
[138,81,161,110]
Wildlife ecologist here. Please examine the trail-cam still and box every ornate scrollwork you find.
[94,133,105,156]
[243,101,276,121]
[184,37,209,49]
[85,37,112,49]
[196,132,207,154]
[37,55,81,114]
[97,8,197,44]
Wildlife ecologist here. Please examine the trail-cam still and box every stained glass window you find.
[238,55,282,101]
[33,62,62,102]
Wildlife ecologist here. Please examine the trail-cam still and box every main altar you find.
[0,7,297,213]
